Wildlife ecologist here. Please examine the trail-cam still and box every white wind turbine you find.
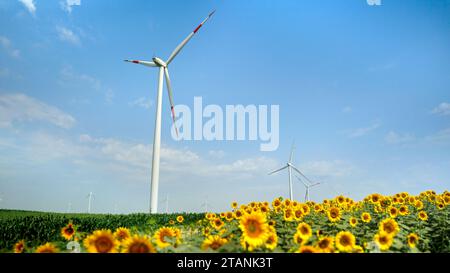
[125,10,216,214]
[201,196,213,213]
[268,143,303,200]
[87,192,94,214]
[295,175,320,202]
[159,195,169,213]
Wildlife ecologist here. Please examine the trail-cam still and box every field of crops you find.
[1,190,449,253]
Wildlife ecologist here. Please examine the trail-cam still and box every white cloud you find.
[60,65,100,90]
[59,66,114,104]
[431,102,450,116]
[56,26,80,45]
[61,0,81,13]
[209,150,225,159]
[129,97,153,109]
[18,0,36,15]
[345,120,381,138]
[299,160,354,178]
[342,106,352,113]
[385,131,415,144]
[0,36,20,58]
[0,93,76,129]
[425,128,450,144]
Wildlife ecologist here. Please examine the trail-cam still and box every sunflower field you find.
[2,190,449,253]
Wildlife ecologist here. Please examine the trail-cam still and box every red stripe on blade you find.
[132,60,139,64]
[193,24,203,33]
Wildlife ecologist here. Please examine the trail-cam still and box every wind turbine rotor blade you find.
[294,174,308,187]
[164,68,178,137]
[124,60,157,67]
[268,165,288,175]
[166,10,216,65]
[289,142,296,163]
[291,165,315,185]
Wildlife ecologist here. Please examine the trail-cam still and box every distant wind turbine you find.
[268,142,302,200]
[124,11,216,213]
[201,196,213,213]
[295,175,320,202]
[67,202,72,213]
[159,195,169,213]
[87,192,94,214]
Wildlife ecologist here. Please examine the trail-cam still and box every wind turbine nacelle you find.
[152,57,167,67]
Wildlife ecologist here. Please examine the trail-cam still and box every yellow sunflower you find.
[265,231,278,251]
[294,209,304,221]
[231,201,238,209]
[239,212,270,249]
[202,235,228,251]
[418,211,428,221]
[225,212,234,221]
[374,232,393,251]
[84,230,119,253]
[122,235,156,253]
[35,243,59,253]
[379,218,400,237]
[283,209,294,221]
[176,215,184,223]
[293,232,308,246]
[114,227,131,242]
[407,233,419,248]
[296,223,312,239]
[61,222,76,241]
[398,205,409,216]
[317,237,334,253]
[234,209,243,219]
[14,240,25,253]
[327,207,341,222]
[349,217,358,227]
[414,200,424,210]
[388,206,398,218]
[153,227,180,248]
[211,218,224,230]
[169,219,175,225]
[335,231,356,252]
[361,212,371,223]
[296,246,319,253]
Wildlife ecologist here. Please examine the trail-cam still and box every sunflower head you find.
[202,235,228,251]
[418,211,428,221]
[36,243,58,253]
[114,227,131,242]
[61,222,76,241]
[122,235,156,253]
[327,207,341,222]
[154,227,181,249]
[398,205,409,216]
[176,215,184,223]
[349,217,358,227]
[317,237,334,253]
[379,218,400,236]
[231,201,238,209]
[14,240,25,253]
[283,209,294,222]
[239,212,270,250]
[84,230,119,253]
[296,223,312,239]
[265,231,278,251]
[407,233,419,248]
[212,218,224,230]
[361,212,371,223]
[296,246,319,253]
[335,231,356,253]
[374,232,393,251]
[388,206,398,218]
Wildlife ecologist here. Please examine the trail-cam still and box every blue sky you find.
[0,0,449,213]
